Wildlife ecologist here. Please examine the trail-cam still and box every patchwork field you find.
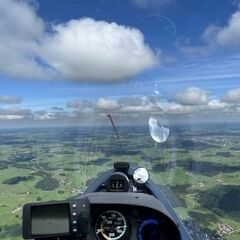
[0,124,239,239]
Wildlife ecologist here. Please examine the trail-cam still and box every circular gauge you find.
[133,167,149,184]
[137,219,160,240]
[95,210,128,240]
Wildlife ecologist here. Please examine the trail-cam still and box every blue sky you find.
[0,0,240,125]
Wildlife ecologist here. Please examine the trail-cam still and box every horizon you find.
[1,119,240,130]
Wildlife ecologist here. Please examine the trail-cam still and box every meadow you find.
[0,124,239,240]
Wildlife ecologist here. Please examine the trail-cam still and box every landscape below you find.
[0,124,239,240]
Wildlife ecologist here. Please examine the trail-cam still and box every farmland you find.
[0,124,239,239]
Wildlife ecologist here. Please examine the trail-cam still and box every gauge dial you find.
[133,167,149,184]
[137,219,161,240]
[95,210,128,240]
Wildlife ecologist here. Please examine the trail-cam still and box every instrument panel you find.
[91,204,180,240]
[22,163,188,240]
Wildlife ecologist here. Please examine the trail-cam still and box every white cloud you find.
[96,98,120,111]
[179,8,240,56]
[0,0,50,79]
[205,99,228,110]
[1,90,239,123]
[0,115,25,120]
[63,91,240,118]
[160,99,231,115]
[178,24,221,56]
[179,24,220,56]
[0,95,22,104]
[112,96,159,113]
[202,24,220,44]
[66,96,160,114]
[174,87,209,105]
[160,102,195,114]
[223,88,240,103]
[66,100,93,110]
[41,18,157,82]
[0,0,157,82]
[34,111,57,120]
[120,104,156,112]
[0,107,32,120]
[80,95,230,115]
[216,10,240,48]
[33,109,74,121]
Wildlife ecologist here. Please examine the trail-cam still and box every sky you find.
[0,0,240,127]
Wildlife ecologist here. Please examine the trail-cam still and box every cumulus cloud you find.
[66,96,160,114]
[119,96,160,113]
[0,95,22,104]
[33,109,75,121]
[179,8,240,56]
[120,104,156,112]
[0,107,32,120]
[2,88,239,123]
[178,24,222,56]
[160,102,195,114]
[0,0,50,79]
[0,107,69,121]
[160,98,232,115]
[66,100,93,110]
[223,88,240,103]
[66,94,231,117]
[174,87,209,105]
[33,111,58,120]
[205,99,228,110]
[0,0,157,82]
[56,89,240,120]
[41,18,157,82]
[216,10,240,47]
[96,98,120,111]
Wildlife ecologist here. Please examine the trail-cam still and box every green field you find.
[0,125,240,239]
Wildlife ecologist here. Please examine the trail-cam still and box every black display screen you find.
[31,204,70,235]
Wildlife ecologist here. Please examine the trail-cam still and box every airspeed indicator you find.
[95,210,128,240]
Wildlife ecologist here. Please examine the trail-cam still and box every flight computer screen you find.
[31,204,70,235]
